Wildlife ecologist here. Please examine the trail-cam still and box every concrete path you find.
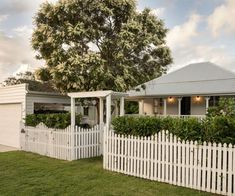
[0,144,18,152]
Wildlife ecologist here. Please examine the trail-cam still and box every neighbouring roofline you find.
[27,90,68,97]
[0,83,28,90]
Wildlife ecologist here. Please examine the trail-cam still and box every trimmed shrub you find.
[112,116,162,136]
[124,101,139,114]
[25,113,82,129]
[202,116,235,144]
[207,97,235,118]
[111,116,235,144]
[172,117,203,141]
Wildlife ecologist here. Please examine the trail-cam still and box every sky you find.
[0,0,235,82]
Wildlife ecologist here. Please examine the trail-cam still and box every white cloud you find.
[0,30,43,82]
[0,15,8,22]
[0,0,54,82]
[13,25,33,38]
[169,44,235,72]
[208,0,235,37]
[166,13,202,49]
[13,63,29,76]
[150,8,165,17]
[166,12,235,73]
[0,0,58,14]
[137,7,165,18]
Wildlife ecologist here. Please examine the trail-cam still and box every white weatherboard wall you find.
[26,92,70,114]
[0,84,27,147]
[138,98,154,115]
[191,96,206,115]
[166,98,178,115]
[143,98,154,115]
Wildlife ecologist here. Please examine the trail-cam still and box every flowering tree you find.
[32,0,172,93]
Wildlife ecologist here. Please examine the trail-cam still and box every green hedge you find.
[25,113,82,129]
[112,116,235,144]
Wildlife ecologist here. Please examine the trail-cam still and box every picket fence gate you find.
[20,123,103,161]
[103,129,235,196]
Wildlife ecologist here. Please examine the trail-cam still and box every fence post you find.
[70,126,75,161]
[100,123,103,155]
[19,121,25,150]
[103,125,107,169]
[48,130,53,157]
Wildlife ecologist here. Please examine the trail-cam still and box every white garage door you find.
[0,103,22,148]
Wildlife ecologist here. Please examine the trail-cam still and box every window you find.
[83,107,89,116]
[153,99,158,114]
[153,98,163,114]
[209,96,220,107]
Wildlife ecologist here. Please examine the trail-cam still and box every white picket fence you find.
[20,123,103,161]
[103,129,235,196]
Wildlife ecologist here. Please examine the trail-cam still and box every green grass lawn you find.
[0,151,214,196]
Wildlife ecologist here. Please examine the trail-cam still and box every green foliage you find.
[203,116,235,144]
[32,0,172,93]
[207,97,235,117]
[170,118,203,141]
[112,116,161,136]
[112,116,235,144]
[124,101,139,114]
[25,113,81,129]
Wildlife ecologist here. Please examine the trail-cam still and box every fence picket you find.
[173,135,177,185]
[222,143,227,195]
[154,134,157,181]
[201,142,206,191]
[227,144,232,194]
[136,135,140,177]
[169,133,173,184]
[162,131,166,182]
[217,143,222,194]
[197,143,201,190]
[182,140,186,187]
[158,132,161,181]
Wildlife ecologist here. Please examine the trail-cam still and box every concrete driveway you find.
[0,144,18,152]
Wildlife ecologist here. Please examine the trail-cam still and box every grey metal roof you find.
[128,62,235,97]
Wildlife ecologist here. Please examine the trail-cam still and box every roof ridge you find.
[144,62,235,85]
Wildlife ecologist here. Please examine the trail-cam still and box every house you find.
[127,62,235,117]
[0,84,71,148]
[0,83,105,148]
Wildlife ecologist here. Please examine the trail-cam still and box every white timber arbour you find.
[68,91,128,130]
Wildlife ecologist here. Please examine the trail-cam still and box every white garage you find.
[0,84,70,148]
[0,104,22,148]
